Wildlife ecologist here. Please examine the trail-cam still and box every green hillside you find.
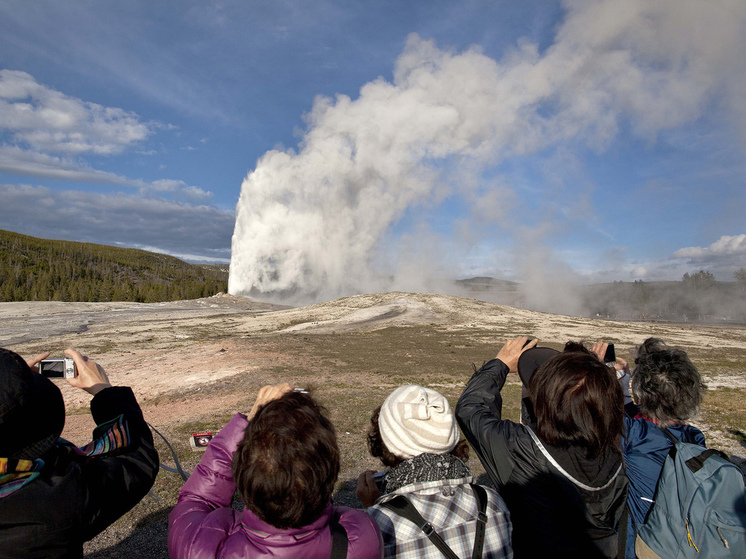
[0,230,228,303]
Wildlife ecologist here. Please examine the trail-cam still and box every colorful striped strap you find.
[0,457,45,498]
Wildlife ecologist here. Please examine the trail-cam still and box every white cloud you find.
[0,184,233,262]
[0,71,210,204]
[673,234,746,259]
[667,234,746,278]
[0,70,152,154]
[586,235,746,282]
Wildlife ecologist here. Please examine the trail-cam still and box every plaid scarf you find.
[383,452,471,494]
[0,414,130,498]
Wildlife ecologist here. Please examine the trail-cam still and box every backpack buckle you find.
[477,511,488,524]
[420,522,435,536]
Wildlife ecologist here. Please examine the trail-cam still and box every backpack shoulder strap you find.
[380,495,460,559]
[685,448,730,473]
[659,426,679,447]
[329,513,348,559]
[468,484,489,559]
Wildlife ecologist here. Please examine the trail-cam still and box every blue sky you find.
[1,0,745,298]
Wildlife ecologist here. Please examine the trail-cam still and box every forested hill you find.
[0,230,228,303]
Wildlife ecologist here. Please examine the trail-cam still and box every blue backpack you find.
[635,428,746,558]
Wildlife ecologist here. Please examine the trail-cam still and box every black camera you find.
[603,344,616,367]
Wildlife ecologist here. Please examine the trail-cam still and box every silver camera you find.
[39,357,77,379]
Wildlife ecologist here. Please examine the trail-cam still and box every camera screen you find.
[39,359,65,377]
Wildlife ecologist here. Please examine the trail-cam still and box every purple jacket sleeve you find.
[168,413,248,559]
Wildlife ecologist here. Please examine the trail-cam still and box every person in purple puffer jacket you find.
[168,384,383,559]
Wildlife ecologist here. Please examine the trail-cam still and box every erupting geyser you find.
[229,2,746,305]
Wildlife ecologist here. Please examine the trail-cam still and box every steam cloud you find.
[230,1,746,307]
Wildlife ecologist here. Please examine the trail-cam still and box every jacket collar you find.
[241,502,333,543]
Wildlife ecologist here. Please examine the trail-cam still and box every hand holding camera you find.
[34,349,112,395]
[247,383,294,420]
[64,349,112,395]
[495,336,537,372]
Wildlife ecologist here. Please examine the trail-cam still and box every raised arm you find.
[58,349,159,541]
[455,337,536,487]
[168,412,248,558]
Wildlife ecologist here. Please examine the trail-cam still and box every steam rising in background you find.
[229,1,746,309]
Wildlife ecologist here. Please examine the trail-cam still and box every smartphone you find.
[39,357,77,379]
[603,344,616,366]
[373,471,386,491]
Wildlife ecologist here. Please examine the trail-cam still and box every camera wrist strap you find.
[147,422,190,482]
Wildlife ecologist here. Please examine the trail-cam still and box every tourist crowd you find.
[1,334,742,558]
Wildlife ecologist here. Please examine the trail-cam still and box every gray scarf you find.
[383,452,471,494]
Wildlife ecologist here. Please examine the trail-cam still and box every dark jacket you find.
[622,415,705,527]
[168,413,383,559]
[456,359,628,559]
[0,386,159,559]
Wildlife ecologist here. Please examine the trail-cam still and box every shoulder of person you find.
[335,506,382,534]
[333,506,384,555]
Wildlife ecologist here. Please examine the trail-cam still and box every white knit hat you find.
[378,385,459,459]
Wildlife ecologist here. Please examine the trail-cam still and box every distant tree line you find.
[0,230,228,303]
[582,269,746,323]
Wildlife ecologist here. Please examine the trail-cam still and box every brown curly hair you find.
[232,390,339,529]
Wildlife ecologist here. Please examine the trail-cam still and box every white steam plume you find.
[230,0,746,306]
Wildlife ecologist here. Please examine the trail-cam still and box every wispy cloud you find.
[150,179,212,202]
[0,145,137,184]
[0,184,233,262]
[0,146,211,202]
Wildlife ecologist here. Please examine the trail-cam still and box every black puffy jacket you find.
[456,359,628,559]
[0,386,159,558]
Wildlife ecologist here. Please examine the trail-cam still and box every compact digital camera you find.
[39,357,77,379]
[190,432,213,451]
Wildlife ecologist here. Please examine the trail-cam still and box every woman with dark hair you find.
[168,384,382,558]
[356,385,513,558]
[456,337,628,558]
[594,338,707,558]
